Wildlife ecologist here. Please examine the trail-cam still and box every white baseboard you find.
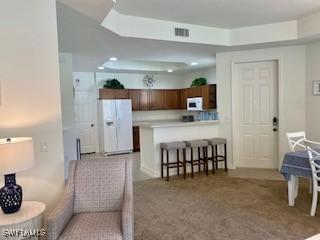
[140,165,158,178]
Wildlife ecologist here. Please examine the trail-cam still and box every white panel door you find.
[116,100,133,151]
[75,91,96,154]
[102,100,118,153]
[235,61,278,168]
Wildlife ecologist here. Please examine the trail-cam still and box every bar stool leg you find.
[215,145,218,170]
[224,143,228,172]
[198,147,201,172]
[191,148,194,178]
[203,147,208,176]
[183,148,186,179]
[166,150,169,181]
[211,146,215,174]
[161,148,164,178]
[177,149,180,176]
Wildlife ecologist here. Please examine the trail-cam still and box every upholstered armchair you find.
[47,157,133,240]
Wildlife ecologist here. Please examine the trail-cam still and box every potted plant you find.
[190,77,207,87]
[103,79,125,89]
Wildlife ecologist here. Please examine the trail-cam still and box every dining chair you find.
[307,147,320,216]
[287,131,320,195]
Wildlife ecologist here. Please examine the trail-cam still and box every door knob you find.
[91,123,95,127]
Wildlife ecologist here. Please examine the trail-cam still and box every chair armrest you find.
[122,158,133,240]
[47,184,74,240]
[47,160,76,240]
[122,190,133,240]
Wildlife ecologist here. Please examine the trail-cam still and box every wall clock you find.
[143,74,155,88]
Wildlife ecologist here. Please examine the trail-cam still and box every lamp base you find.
[0,174,22,214]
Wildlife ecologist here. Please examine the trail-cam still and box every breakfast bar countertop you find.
[133,119,220,128]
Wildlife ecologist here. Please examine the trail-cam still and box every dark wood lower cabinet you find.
[133,126,140,151]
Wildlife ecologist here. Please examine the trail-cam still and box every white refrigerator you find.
[99,99,133,155]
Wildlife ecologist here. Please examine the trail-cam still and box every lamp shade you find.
[0,137,34,175]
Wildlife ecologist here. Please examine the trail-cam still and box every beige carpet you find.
[133,172,320,240]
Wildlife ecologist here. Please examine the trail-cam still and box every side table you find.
[0,201,46,240]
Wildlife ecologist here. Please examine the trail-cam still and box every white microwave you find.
[187,97,203,111]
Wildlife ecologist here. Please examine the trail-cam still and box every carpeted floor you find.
[133,172,320,240]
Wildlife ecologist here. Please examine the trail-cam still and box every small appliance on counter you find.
[182,115,195,122]
[187,97,203,111]
[199,111,219,121]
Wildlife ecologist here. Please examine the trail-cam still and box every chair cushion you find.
[74,158,126,214]
[185,140,209,147]
[58,212,122,240]
[160,141,186,150]
[206,138,227,145]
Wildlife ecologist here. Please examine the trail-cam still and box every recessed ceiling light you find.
[167,69,173,73]
[191,62,198,66]
[98,66,104,70]
[113,0,117,3]
[109,57,118,61]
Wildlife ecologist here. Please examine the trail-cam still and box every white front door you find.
[75,91,96,154]
[234,61,278,168]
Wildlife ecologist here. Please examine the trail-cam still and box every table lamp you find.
[0,137,34,214]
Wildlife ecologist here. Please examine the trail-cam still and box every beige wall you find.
[216,46,306,169]
[306,41,320,141]
[0,0,64,215]
[95,72,184,89]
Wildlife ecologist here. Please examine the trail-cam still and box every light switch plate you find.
[40,142,48,152]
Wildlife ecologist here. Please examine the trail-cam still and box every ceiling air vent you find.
[175,27,189,37]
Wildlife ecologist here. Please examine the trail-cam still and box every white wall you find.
[0,0,64,214]
[59,53,77,178]
[59,53,75,129]
[182,67,216,88]
[306,41,320,141]
[216,46,306,169]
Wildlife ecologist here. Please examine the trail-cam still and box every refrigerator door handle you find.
[106,121,114,126]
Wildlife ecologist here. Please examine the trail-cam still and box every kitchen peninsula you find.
[137,120,220,177]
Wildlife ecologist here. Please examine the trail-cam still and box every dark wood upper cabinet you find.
[128,89,140,111]
[180,89,188,109]
[99,88,115,99]
[149,90,165,110]
[201,84,217,109]
[99,88,128,99]
[99,84,216,111]
[115,89,129,99]
[187,86,202,98]
[165,90,180,110]
[139,90,149,111]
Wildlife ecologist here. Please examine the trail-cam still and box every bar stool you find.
[160,141,186,181]
[206,138,227,172]
[185,140,209,178]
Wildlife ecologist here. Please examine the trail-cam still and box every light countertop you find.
[133,119,220,128]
